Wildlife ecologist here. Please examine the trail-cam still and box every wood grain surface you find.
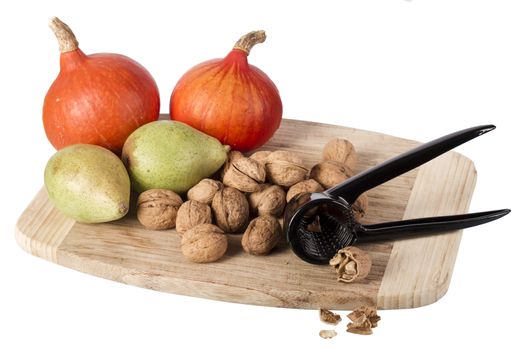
[15,119,477,310]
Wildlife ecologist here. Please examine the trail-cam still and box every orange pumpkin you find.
[170,31,282,152]
[43,17,160,154]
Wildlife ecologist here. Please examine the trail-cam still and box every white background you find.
[0,0,523,349]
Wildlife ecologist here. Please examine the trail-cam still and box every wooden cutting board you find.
[15,119,477,310]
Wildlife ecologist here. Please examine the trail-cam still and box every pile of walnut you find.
[136,138,368,263]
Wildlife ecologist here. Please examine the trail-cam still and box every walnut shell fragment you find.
[187,179,223,205]
[222,152,266,192]
[175,200,212,234]
[286,179,324,203]
[329,246,372,283]
[137,189,183,230]
[180,224,227,263]
[322,138,358,171]
[241,215,282,255]
[212,186,250,233]
[248,184,286,217]
[347,306,381,328]
[309,160,353,189]
[346,314,373,335]
[319,309,342,325]
[319,330,337,339]
[265,150,308,187]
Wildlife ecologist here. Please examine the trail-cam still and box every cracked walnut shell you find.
[187,179,223,205]
[241,215,282,255]
[175,200,212,234]
[212,186,250,233]
[180,224,227,263]
[248,184,286,217]
[137,189,183,230]
[222,152,266,192]
[309,160,353,189]
[319,309,342,325]
[347,306,381,328]
[346,314,373,335]
[322,138,358,171]
[329,246,372,283]
[286,179,324,203]
[265,150,308,187]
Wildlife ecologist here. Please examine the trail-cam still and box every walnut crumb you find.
[319,308,341,325]
[346,315,373,335]
[347,306,381,328]
[319,330,337,339]
[346,305,380,335]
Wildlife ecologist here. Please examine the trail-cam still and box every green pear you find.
[44,144,131,223]
[122,120,229,193]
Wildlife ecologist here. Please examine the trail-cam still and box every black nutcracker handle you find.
[326,125,495,204]
[355,209,510,243]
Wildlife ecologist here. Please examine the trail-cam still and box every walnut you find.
[346,314,373,335]
[248,184,286,217]
[228,150,245,162]
[220,150,244,179]
[347,306,381,328]
[319,309,342,325]
[175,200,213,234]
[249,150,272,166]
[319,330,337,339]
[187,179,223,205]
[329,246,372,283]
[180,224,227,263]
[222,152,266,192]
[286,179,324,202]
[352,193,368,220]
[309,160,353,189]
[137,189,183,230]
[265,150,308,187]
[241,215,282,255]
[212,186,250,233]
[323,138,358,171]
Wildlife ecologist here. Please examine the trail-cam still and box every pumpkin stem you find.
[49,17,79,53]
[233,30,266,56]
